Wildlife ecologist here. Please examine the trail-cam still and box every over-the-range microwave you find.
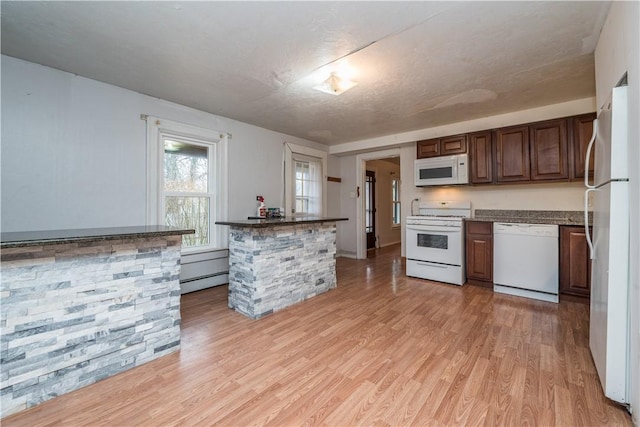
[414,154,469,186]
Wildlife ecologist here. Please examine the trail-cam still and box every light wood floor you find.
[3,244,632,426]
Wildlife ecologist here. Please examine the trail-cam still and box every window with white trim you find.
[294,155,323,215]
[163,137,213,247]
[284,143,327,217]
[392,178,401,225]
[147,117,228,251]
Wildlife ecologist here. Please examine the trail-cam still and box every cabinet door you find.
[559,226,591,297]
[469,131,493,184]
[530,119,569,181]
[465,222,493,283]
[570,113,596,179]
[495,126,530,182]
[440,135,467,155]
[417,139,440,158]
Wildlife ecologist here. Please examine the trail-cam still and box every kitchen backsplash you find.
[408,181,585,213]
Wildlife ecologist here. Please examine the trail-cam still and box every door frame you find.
[365,169,376,250]
[355,148,401,259]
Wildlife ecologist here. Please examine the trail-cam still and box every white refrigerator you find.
[584,84,629,404]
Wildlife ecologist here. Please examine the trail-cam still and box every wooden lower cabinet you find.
[559,226,591,298]
[465,221,493,287]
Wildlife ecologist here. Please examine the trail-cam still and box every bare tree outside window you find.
[163,140,212,247]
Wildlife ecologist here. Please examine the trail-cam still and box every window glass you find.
[294,158,321,215]
[164,140,208,192]
[165,196,210,247]
[162,137,213,249]
[392,179,401,225]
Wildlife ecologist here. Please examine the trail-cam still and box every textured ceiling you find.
[0,1,609,145]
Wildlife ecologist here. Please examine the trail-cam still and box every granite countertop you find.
[1,225,195,249]
[216,216,349,228]
[468,210,592,226]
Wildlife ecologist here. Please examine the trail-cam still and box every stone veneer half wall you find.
[228,222,337,319]
[0,236,182,418]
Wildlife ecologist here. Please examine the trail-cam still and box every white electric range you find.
[405,200,471,285]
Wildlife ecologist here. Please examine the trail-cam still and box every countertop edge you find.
[465,217,591,226]
[1,226,195,249]
[216,217,349,228]
[466,210,592,226]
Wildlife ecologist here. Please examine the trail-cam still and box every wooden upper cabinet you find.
[529,118,569,181]
[416,139,440,158]
[440,135,467,155]
[469,131,493,184]
[495,125,530,182]
[417,135,467,159]
[571,113,597,180]
[417,112,596,184]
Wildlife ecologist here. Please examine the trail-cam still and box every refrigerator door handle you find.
[584,118,598,189]
[585,188,595,259]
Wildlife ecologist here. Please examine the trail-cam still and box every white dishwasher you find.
[493,223,559,303]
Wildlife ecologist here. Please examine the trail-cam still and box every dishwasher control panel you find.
[493,223,558,237]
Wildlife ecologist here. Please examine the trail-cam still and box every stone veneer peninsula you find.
[0,225,194,418]
[216,217,348,319]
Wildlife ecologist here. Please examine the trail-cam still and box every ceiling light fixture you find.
[313,73,358,96]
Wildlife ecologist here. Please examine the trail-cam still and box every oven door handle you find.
[414,261,448,269]
[406,225,461,233]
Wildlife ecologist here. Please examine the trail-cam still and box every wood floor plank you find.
[1,244,632,426]
[554,385,576,427]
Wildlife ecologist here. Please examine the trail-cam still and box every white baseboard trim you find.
[181,274,228,294]
[338,251,358,259]
[379,241,401,248]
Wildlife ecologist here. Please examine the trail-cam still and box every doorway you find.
[365,170,376,250]
[355,149,402,259]
[362,155,401,258]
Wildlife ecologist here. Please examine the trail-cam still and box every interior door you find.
[365,170,376,249]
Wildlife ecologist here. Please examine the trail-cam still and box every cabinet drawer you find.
[466,221,492,235]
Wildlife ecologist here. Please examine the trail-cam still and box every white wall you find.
[1,55,333,232]
[595,2,639,421]
[337,155,358,257]
[365,159,401,248]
